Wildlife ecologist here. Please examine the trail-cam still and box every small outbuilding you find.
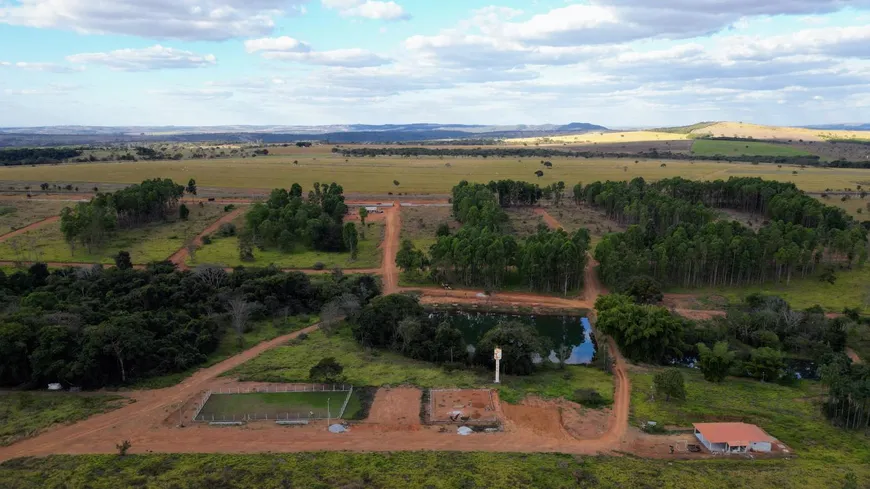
[693,422,774,453]
[364,206,383,214]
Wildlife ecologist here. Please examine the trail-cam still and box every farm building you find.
[693,422,774,453]
[364,206,383,213]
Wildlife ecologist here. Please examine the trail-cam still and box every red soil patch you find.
[365,387,422,427]
[429,389,499,424]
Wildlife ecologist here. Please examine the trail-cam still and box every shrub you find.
[201,234,212,245]
[224,204,235,212]
[574,388,609,408]
[313,262,325,271]
[217,223,237,237]
[309,357,344,383]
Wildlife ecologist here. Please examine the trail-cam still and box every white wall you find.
[750,441,772,452]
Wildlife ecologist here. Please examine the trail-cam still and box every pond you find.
[427,310,596,365]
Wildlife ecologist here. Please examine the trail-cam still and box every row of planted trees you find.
[60,178,189,252]
[400,180,590,294]
[583,177,868,288]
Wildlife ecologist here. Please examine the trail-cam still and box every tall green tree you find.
[653,368,686,402]
[186,178,197,197]
[696,341,735,382]
[343,222,359,259]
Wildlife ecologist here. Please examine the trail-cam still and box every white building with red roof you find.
[693,422,775,453]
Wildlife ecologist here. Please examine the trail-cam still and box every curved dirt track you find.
[534,208,563,230]
[0,215,59,243]
[168,207,246,269]
[846,347,862,364]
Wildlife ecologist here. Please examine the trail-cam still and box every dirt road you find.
[0,215,59,243]
[380,202,400,294]
[534,208,563,230]
[167,207,246,270]
[846,347,863,364]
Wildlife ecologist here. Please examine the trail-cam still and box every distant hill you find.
[803,123,870,131]
[0,122,609,147]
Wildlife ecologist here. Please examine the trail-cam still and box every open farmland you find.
[2,149,870,194]
[506,131,690,145]
[0,203,226,264]
[691,139,814,158]
[0,200,69,233]
[690,121,870,142]
[815,195,869,218]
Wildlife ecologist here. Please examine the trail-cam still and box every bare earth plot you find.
[541,204,626,246]
[399,205,460,250]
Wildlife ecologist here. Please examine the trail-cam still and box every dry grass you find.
[0,148,868,194]
[544,203,626,247]
[814,196,870,218]
[0,200,70,232]
[506,131,689,145]
[691,122,870,142]
[400,206,460,241]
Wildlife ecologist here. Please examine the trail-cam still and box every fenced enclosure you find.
[193,384,357,422]
[429,389,499,425]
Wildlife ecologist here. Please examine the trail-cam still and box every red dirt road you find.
[0,215,59,243]
[846,347,862,364]
[534,208,563,230]
[380,202,400,294]
[167,207,246,269]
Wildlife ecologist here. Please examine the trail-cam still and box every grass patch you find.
[226,326,612,405]
[400,206,459,241]
[0,200,69,233]
[131,315,318,389]
[0,393,127,446]
[192,222,384,269]
[2,149,868,194]
[0,203,225,264]
[668,264,870,312]
[198,391,360,420]
[630,367,870,463]
[1,452,867,488]
[691,139,812,157]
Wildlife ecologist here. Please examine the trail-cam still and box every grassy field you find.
[815,195,869,218]
[198,391,360,420]
[226,326,613,405]
[132,315,319,389]
[400,206,459,244]
[1,451,866,489]
[630,366,870,465]
[691,139,813,157]
[191,221,384,269]
[0,203,226,264]
[506,131,690,145]
[667,264,870,312]
[1,151,868,194]
[505,208,549,238]
[544,203,625,248]
[0,200,69,233]
[0,393,127,446]
[691,121,870,142]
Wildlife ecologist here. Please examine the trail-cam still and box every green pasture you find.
[691,139,813,158]
[0,204,225,264]
[0,393,127,446]
[0,200,69,233]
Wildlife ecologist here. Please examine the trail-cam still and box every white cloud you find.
[66,45,216,71]
[147,88,234,100]
[245,36,311,53]
[0,0,308,41]
[262,48,391,67]
[321,0,409,21]
[3,83,80,95]
[0,61,82,73]
[245,36,391,67]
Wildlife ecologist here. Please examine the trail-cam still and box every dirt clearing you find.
[429,389,499,424]
[365,387,422,427]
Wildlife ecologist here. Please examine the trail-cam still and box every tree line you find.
[0,148,83,165]
[333,146,870,168]
[245,182,353,254]
[351,294,549,375]
[60,178,187,252]
[0,263,380,388]
[403,180,590,294]
[584,177,867,288]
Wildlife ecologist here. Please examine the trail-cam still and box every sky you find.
[1,0,870,127]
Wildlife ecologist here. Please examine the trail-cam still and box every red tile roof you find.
[693,422,774,447]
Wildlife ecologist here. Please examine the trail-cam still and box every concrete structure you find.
[364,206,383,213]
[693,422,774,453]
